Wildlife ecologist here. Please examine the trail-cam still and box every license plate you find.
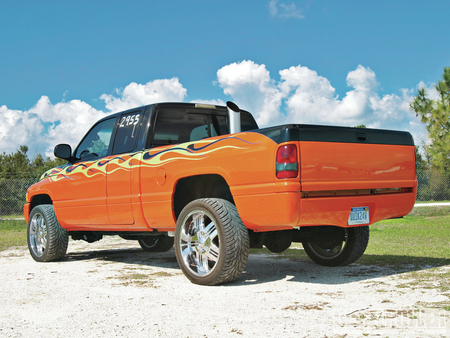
[348,207,370,225]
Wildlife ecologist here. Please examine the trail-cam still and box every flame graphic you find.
[41,136,258,182]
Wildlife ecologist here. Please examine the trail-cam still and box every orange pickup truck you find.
[24,102,417,285]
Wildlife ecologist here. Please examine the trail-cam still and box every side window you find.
[112,111,142,154]
[152,110,209,147]
[75,118,115,161]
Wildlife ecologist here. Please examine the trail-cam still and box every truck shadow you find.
[63,244,450,286]
[238,253,450,286]
[66,247,181,270]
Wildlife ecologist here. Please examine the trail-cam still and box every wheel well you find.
[173,174,234,219]
[29,194,53,214]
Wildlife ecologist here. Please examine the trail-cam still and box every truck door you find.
[54,117,116,226]
[106,110,143,225]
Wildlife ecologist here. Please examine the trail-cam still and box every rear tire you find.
[138,236,174,252]
[302,226,369,266]
[27,204,68,262]
[174,198,249,285]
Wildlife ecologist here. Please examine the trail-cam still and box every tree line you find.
[0,146,66,216]
[0,145,66,179]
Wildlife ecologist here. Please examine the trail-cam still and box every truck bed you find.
[237,124,417,229]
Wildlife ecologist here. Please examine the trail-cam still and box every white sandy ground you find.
[0,237,449,338]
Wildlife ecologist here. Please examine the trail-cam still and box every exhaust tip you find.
[226,101,240,112]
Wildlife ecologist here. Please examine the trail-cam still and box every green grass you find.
[359,214,450,267]
[0,219,27,251]
[415,200,450,204]
[408,205,450,217]
[1,214,25,219]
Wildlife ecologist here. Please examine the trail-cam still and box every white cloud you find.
[217,60,284,126]
[100,78,187,112]
[268,0,305,19]
[216,61,427,146]
[0,97,106,157]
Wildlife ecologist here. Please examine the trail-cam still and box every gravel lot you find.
[1,237,449,338]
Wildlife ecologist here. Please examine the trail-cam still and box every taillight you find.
[276,144,298,179]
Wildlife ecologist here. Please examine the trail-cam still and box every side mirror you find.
[54,144,72,160]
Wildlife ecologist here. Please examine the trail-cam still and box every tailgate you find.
[296,125,416,193]
[300,142,416,192]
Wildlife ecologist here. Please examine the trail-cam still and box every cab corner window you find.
[75,118,115,161]
[112,112,142,154]
[241,112,258,131]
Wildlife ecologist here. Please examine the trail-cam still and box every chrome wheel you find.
[29,212,48,258]
[178,209,220,277]
[175,198,249,285]
[27,204,69,262]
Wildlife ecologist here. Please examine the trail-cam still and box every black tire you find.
[174,198,249,286]
[27,204,69,262]
[138,236,174,252]
[302,226,369,266]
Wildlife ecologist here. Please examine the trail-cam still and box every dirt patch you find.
[0,237,449,337]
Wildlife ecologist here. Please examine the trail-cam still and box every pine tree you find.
[410,67,450,174]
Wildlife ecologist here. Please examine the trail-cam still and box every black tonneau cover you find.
[254,124,414,146]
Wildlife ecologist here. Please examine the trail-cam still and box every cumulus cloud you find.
[100,78,187,112]
[268,0,305,19]
[280,65,381,124]
[216,61,426,145]
[217,60,284,126]
[0,97,106,157]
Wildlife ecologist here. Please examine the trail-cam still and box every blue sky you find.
[1,0,449,156]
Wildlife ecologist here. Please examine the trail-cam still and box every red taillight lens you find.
[277,170,297,179]
[277,145,298,163]
[276,144,298,179]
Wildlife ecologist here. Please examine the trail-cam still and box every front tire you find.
[27,204,69,262]
[138,236,174,252]
[302,226,369,266]
[174,198,249,286]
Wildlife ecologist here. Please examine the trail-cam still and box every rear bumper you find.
[297,189,416,227]
[235,188,416,231]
